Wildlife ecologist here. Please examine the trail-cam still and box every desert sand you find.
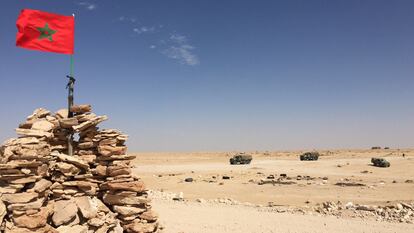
[132,149,414,233]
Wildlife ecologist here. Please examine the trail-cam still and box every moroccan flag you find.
[16,9,74,54]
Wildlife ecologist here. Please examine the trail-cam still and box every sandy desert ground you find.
[132,149,414,233]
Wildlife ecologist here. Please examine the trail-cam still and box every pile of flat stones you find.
[316,201,414,223]
[0,106,158,233]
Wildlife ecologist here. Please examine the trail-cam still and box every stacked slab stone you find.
[0,106,158,233]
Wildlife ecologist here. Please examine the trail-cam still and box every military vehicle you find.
[371,157,390,167]
[299,152,320,161]
[229,154,252,165]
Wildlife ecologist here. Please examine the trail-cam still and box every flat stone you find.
[77,141,95,149]
[70,104,92,113]
[52,199,78,226]
[55,109,69,119]
[5,224,58,233]
[73,115,108,132]
[55,162,81,176]
[56,225,88,233]
[103,193,149,205]
[31,120,55,132]
[139,210,158,222]
[106,180,146,192]
[78,154,96,164]
[95,165,107,176]
[0,200,6,226]
[59,118,79,128]
[10,176,40,184]
[97,154,136,161]
[113,205,146,216]
[62,181,98,188]
[31,179,53,193]
[0,160,43,169]
[1,192,38,204]
[15,128,53,138]
[2,137,40,146]
[7,197,45,211]
[27,108,50,119]
[98,145,127,156]
[12,143,50,157]
[124,220,157,233]
[13,206,51,229]
[53,152,89,169]
[107,166,131,177]
[76,113,97,122]
[75,196,98,219]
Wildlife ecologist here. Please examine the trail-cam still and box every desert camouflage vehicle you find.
[371,157,390,167]
[229,154,252,165]
[299,152,320,161]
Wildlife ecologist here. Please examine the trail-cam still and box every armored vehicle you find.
[299,152,320,161]
[229,154,252,165]
[371,157,390,167]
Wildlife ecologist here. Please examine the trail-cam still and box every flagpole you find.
[67,13,75,156]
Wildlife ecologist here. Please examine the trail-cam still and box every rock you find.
[53,152,89,169]
[105,181,146,192]
[113,205,146,216]
[55,162,81,176]
[98,145,127,156]
[345,202,354,209]
[10,176,40,184]
[13,206,51,229]
[222,176,230,180]
[103,193,149,205]
[5,224,58,233]
[107,166,131,177]
[401,203,413,210]
[52,199,78,226]
[59,118,79,129]
[95,165,107,176]
[15,128,53,138]
[356,205,376,212]
[70,104,92,114]
[31,120,55,132]
[74,196,98,219]
[29,179,52,193]
[88,217,105,227]
[124,220,157,233]
[55,109,68,119]
[73,115,108,132]
[7,197,45,211]
[62,181,98,191]
[1,192,39,204]
[173,192,184,201]
[139,210,158,222]
[112,222,124,233]
[56,225,88,233]
[0,200,6,225]
[184,177,193,182]
[27,108,51,120]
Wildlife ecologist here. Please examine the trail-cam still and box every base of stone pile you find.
[0,106,159,232]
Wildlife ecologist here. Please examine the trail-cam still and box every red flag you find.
[16,9,74,54]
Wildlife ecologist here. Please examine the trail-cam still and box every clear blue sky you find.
[0,1,413,151]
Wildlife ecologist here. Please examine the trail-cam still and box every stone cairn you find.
[0,106,158,233]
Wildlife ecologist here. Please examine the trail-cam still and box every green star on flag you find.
[36,23,56,41]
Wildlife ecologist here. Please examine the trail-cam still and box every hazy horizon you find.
[1,1,413,151]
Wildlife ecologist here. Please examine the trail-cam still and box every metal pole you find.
[67,14,76,156]
[67,54,75,156]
